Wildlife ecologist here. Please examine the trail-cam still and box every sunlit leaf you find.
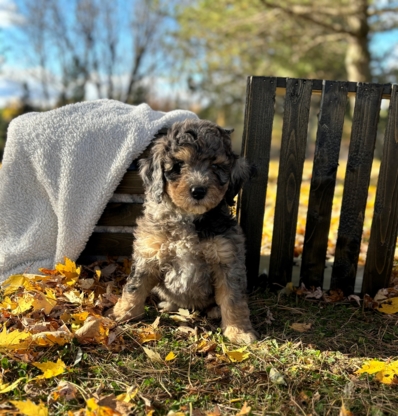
[0,326,31,350]
[356,360,387,375]
[1,274,34,296]
[10,399,48,416]
[142,346,163,363]
[378,297,398,314]
[225,346,250,362]
[290,323,312,333]
[33,358,67,379]
[165,351,176,361]
[0,377,25,393]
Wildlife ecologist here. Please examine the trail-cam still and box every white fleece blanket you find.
[0,100,198,281]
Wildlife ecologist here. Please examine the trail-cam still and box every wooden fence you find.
[238,76,398,296]
[80,77,398,297]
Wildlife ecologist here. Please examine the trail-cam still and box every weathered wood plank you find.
[238,76,276,289]
[80,233,133,257]
[362,85,398,295]
[300,81,349,287]
[97,203,143,226]
[269,78,313,287]
[275,77,392,99]
[331,83,384,294]
[114,171,144,194]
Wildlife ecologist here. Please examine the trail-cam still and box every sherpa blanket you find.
[0,100,198,281]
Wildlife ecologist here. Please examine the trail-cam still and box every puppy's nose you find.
[191,186,207,200]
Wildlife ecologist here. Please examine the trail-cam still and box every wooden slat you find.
[114,171,144,194]
[274,77,392,99]
[238,76,276,289]
[269,78,313,287]
[362,85,398,295]
[97,203,143,226]
[79,233,134,257]
[300,81,349,287]
[331,83,384,293]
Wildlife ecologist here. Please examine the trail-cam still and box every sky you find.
[0,0,397,108]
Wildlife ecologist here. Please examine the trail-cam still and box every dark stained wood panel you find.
[331,83,384,294]
[363,85,398,295]
[96,203,143,226]
[114,171,145,194]
[238,76,276,289]
[269,78,313,287]
[300,81,349,287]
[80,233,134,257]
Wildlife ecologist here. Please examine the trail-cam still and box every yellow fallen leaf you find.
[236,401,251,416]
[225,346,250,363]
[116,386,139,403]
[142,346,163,363]
[165,351,176,361]
[0,377,25,393]
[74,317,109,343]
[32,292,57,314]
[0,296,17,310]
[31,326,73,346]
[84,397,120,415]
[356,360,387,375]
[290,323,312,333]
[378,297,398,314]
[196,339,217,353]
[33,358,67,379]
[55,257,81,286]
[339,402,354,416]
[1,274,34,296]
[10,399,48,416]
[70,311,90,326]
[375,367,398,385]
[138,331,161,343]
[13,294,34,314]
[0,326,31,350]
[63,289,84,304]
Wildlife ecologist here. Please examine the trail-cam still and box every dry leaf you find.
[339,402,354,416]
[0,326,31,350]
[2,274,35,296]
[269,368,287,385]
[196,339,217,354]
[165,351,176,361]
[75,317,109,343]
[31,326,73,346]
[51,380,78,401]
[290,323,312,333]
[33,358,67,379]
[378,297,398,314]
[356,360,386,375]
[225,347,250,363]
[9,400,48,416]
[236,401,251,416]
[137,330,161,343]
[142,346,163,363]
[0,377,25,393]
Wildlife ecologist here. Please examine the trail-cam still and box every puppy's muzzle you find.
[191,186,207,200]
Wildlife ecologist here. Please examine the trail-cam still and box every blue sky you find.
[0,0,397,107]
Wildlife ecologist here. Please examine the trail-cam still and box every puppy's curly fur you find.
[109,119,257,343]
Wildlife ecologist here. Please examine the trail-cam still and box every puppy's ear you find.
[225,156,251,206]
[139,141,165,203]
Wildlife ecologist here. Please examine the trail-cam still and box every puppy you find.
[109,119,257,343]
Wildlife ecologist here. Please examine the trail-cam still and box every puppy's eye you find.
[172,161,184,174]
[211,164,220,170]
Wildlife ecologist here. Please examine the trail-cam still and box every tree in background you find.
[175,0,398,125]
[9,0,172,106]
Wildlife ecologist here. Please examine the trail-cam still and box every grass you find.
[2,287,398,415]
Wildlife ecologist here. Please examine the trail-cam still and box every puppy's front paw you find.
[105,299,145,322]
[223,326,258,344]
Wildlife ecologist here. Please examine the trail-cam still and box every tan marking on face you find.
[166,179,228,214]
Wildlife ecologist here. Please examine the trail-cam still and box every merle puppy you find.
[108,119,257,343]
